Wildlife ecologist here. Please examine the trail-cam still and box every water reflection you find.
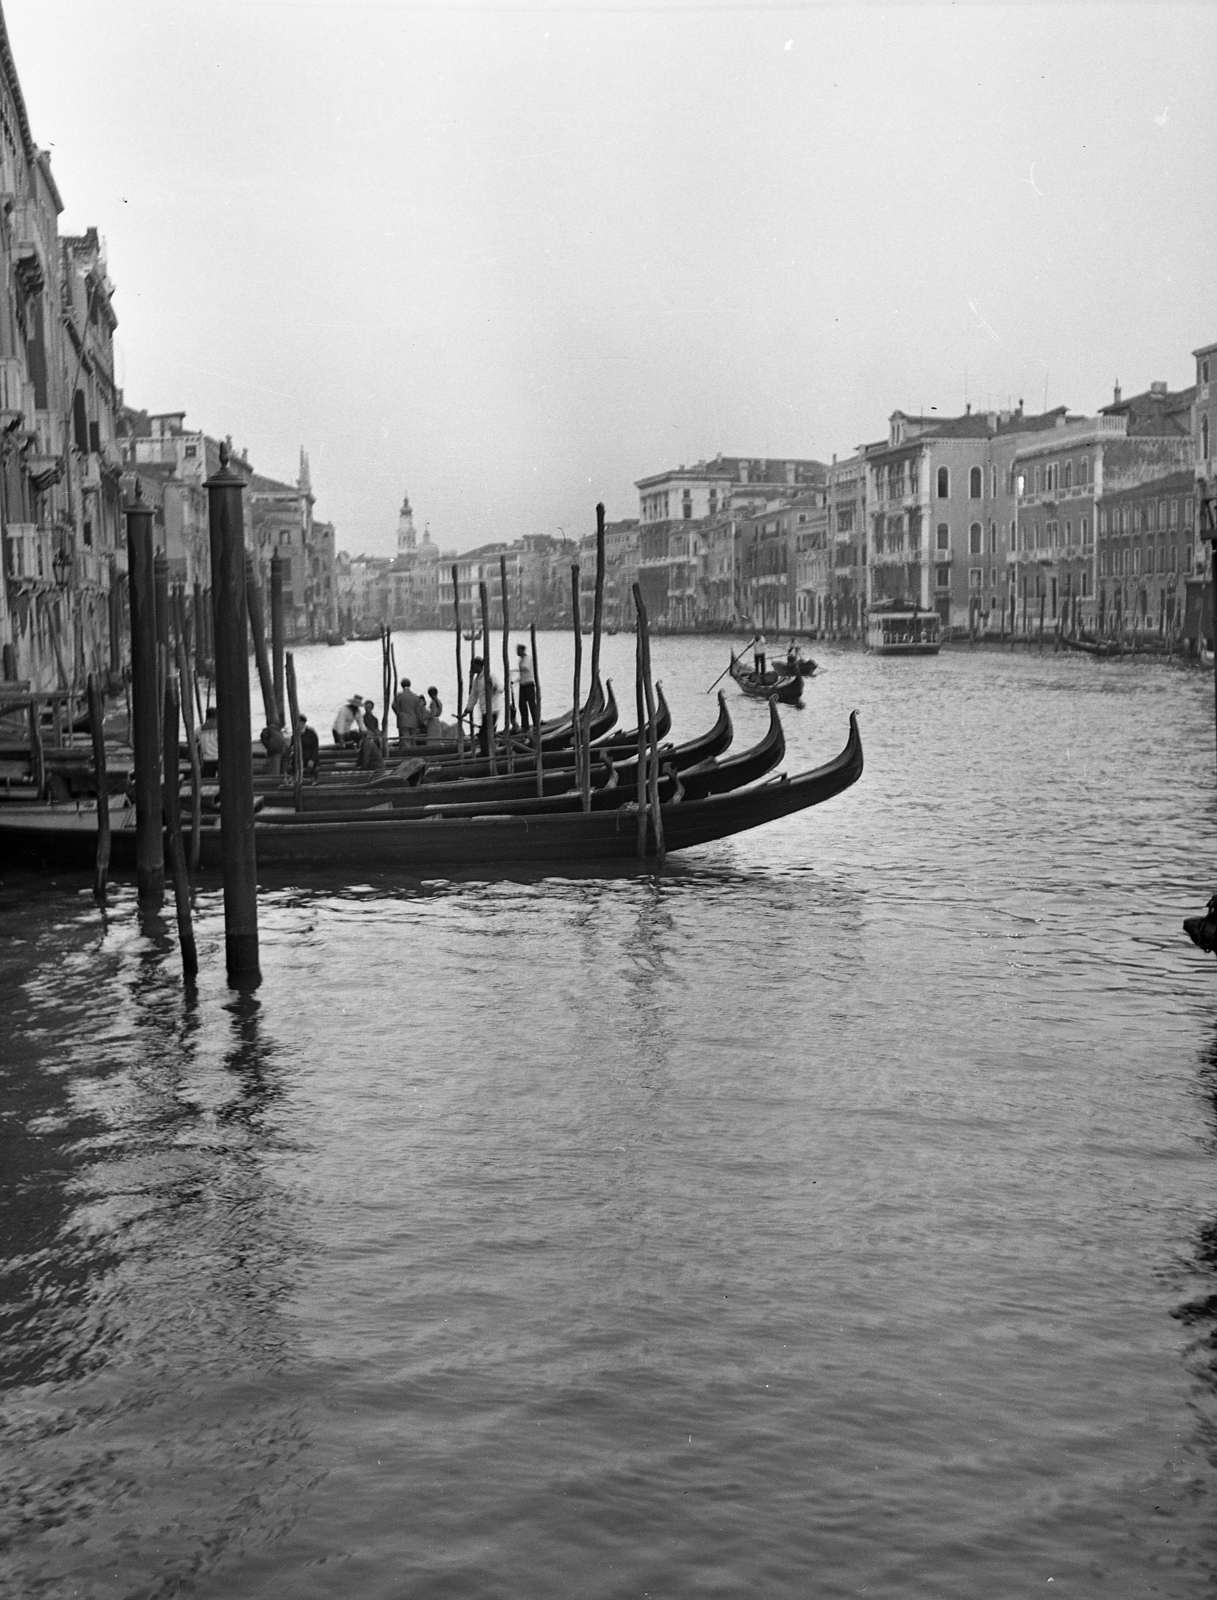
[1174,1026,1217,1400]
[0,897,316,1597]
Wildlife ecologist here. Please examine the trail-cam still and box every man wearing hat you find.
[332,694,366,747]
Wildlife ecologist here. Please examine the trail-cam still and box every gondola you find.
[728,652,803,706]
[0,713,860,874]
[264,694,734,813]
[1060,634,1113,658]
[293,680,646,787]
[259,698,780,822]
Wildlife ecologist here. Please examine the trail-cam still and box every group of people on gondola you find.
[331,685,445,769]
[323,641,539,764]
[462,643,538,755]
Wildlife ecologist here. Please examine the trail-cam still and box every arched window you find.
[1078,457,1089,486]
[989,521,997,553]
[969,466,982,498]
[969,522,983,554]
[1204,416,1210,460]
[1063,460,1073,489]
[937,466,950,498]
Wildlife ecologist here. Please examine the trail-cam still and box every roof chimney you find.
[1150,380,1167,397]
[1113,382,1122,406]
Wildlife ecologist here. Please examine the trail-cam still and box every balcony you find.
[33,411,63,459]
[0,357,27,419]
[3,522,40,580]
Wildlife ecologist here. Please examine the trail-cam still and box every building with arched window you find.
[0,16,126,693]
[866,404,1078,630]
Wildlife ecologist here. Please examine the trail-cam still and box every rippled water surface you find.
[5,635,1217,1598]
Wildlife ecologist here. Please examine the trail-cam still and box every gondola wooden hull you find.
[261,697,772,821]
[728,655,803,706]
[0,714,859,875]
[264,687,720,810]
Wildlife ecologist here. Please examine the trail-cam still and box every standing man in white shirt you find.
[515,643,538,733]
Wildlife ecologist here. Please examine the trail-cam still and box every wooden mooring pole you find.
[452,563,465,759]
[632,581,664,863]
[246,553,283,773]
[207,444,260,985]
[87,672,110,903]
[478,580,497,773]
[285,651,304,813]
[270,548,286,737]
[162,675,198,980]
[635,615,647,859]
[500,552,514,774]
[530,621,543,798]
[172,594,203,873]
[126,482,164,906]
[570,564,583,803]
[585,503,606,814]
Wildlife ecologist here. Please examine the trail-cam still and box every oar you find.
[706,639,756,693]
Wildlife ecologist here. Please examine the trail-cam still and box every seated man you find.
[332,695,365,747]
[299,716,321,778]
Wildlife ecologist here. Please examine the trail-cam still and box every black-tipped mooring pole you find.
[207,444,260,984]
[270,548,286,736]
[125,482,164,906]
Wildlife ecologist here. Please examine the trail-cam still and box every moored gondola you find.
[264,693,734,812]
[0,705,857,875]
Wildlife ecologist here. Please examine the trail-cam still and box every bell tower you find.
[397,492,416,555]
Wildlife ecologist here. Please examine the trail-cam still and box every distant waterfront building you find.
[1013,385,1194,638]
[1192,342,1217,643]
[1095,468,1195,634]
[866,405,1078,632]
[635,455,826,627]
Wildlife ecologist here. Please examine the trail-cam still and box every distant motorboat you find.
[866,603,940,657]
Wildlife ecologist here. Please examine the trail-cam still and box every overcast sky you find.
[6,0,1215,556]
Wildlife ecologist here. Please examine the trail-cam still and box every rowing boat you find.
[727,653,803,706]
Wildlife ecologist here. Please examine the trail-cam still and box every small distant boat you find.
[324,631,346,647]
[782,651,817,678]
[866,604,940,657]
[1060,633,1117,659]
[728,652,803,706]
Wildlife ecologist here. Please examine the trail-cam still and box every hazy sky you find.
[6,1,1215,556]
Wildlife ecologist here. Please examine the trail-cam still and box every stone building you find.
[247,451,338,641]
[824,453,868,635]
[1009,382,1194,636]
[1191,342,1217,641]
[0,15,123,693]
[866,405,1075,632]
[1095,468,1195,635]
[118,409,216,591]
[635,455,825,627]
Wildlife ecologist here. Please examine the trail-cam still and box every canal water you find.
[3,635,1217,1598]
